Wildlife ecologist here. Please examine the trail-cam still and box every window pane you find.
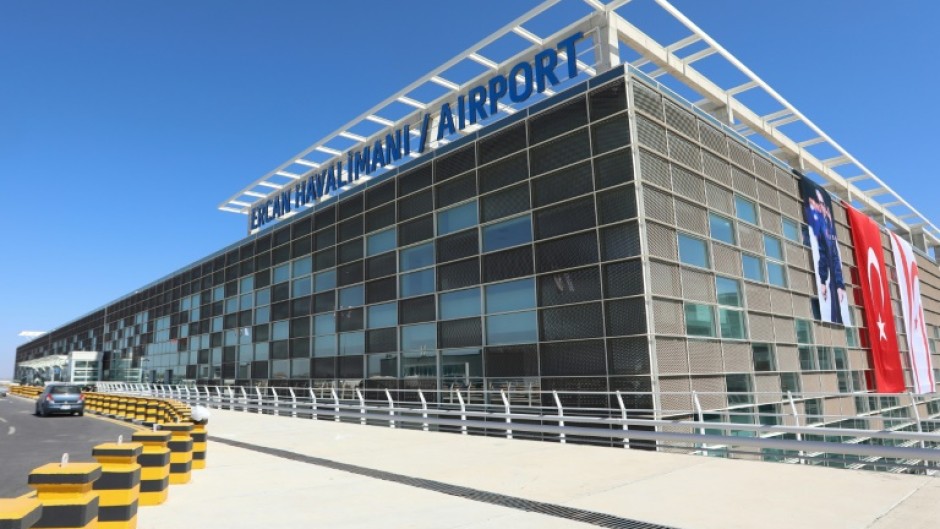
[719,308,746,339]
[742,254,764,281]
[716,277,742,307]
[292,277,311,298]
[752,343,775,371]
[400,243,434,271]
[486,311,537,345]
[798,346,815,370]
[684,303,715,337]
[400,269,435,297]
[439,288,481,320]
[678,234,709,268]
[482,215,532,252]
[401,323,436,352]
[366,229,396,256]
[292,256,312,277]
[313,335,336,357]
[367,302,397,329]
[708,213,735,245]
[437,201,478,235]
[780,373,801,394]
[273,264,290,283]
[485,278,535,313]
[338,285,364,308]
[795,319,813,344]
[734,196,758,225]
[314,269,336,292]
[817,346,833,370]
[726,374,753,404]
[763,235,783,261]
[767,262,787,287]
[782,218,800,242]
[255,288,271,306]
[339,332,365,356]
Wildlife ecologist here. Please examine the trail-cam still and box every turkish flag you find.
[846,207,904,392]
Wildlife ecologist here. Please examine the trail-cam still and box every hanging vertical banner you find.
[889,232,936,394]
[846,207,904,392]
[799,175,851,325]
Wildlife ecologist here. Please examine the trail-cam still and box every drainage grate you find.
[212,436,677,529]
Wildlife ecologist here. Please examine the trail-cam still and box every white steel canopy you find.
[219,0,940,254]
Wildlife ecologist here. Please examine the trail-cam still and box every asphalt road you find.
[0,395,138,497]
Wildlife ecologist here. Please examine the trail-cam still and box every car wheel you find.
[38,406,46,417]
[77,411,84,417]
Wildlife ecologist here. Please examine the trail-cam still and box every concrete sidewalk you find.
[139,408,940,529]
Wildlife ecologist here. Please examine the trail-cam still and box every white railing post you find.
[227,387,235,410]
[183,386,191,403]
[214,387,222,409]
[552,390,565,444]
[309,388,318,420]
[418,389,429,432]
[615,390,629,449]
[255,387,263,414]
[787,391,804,464]
[500,390,512,440]
[456,390,467,435]
[331,389,340,422]
[239,387,248,412]
[692,391,706,456]
[289,388,297,418]
[271,388,279,415]
[909,393,926,450]
[385,389,396,429]
[355,389,366,425]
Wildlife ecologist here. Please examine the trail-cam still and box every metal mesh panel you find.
[366,328,397,353]
[649,260,681,297]
[337,308,364,332]
[397,189,433,222]
[482,245,534,283]
[366,277,396,304]
[314,205,335,228]
[337,238,363,264]
[313,291,335,314]
[652,298,684,335]
[434,145,475,183]
[539,302,604,341]
[591,114,631,155]
[481,182,530,223]
[658,376,692,413]
[646,222,678,260]
[366,252,396,280]
[535,197,596,240]
[671,166,706,203]
[589,79,627,120]
[690,376,726,409]
[738,224,763,253]
[755,375,780,403]
[753,158,775,184]
[770,290,793,316]
[702,151,732,187]
[535,231,598,273]
[438,257,480,291]
[712,243,742,277]
[314,248,336,271]
[484,344,538,377]
[596,185,637,225]
[436,229,478,264]
[776,345,799,371]
[748,313,775,341]
[398,164,433,196]
[528,96,588,146]
[789,270,813,295]
[667,131,702,172]
[705,180,733,214]
[773,316,796,343]
[529,129,591,177]
[727,142,753,171]
[600,222,641,260]
[608,337,650,375]
[779,196,802,220]
[775,167,798,194]
[849,349,870,370]
[593,148,634,190]
[760,208,781,235]
[337,216,363,243]
[436,172,477,209]
[819,373,840,393]
[722,341,752,371]
[688,339,722,374]
[603,259,644,298]
[792,294,812,319]
[757,180,779,210]
[643,187,675,224]
[638,149,671,190]
[674,199,707,235]
[539,339,606,376]
[745,283,771,312]
[606,297,646,336]
[785,243,809,268]
[655,337,689,374]
[699,122,728,156]
[631,81,664,120]
[399,295,435,324]
[337,261,363,287]
[538,266,602,307]
[438,318,482,348]
[731,167,758,198]
[479,152,528,194]
[681,268,716,303]
[365,203,395,233]
[478,122,526,165]
[664,100,698,140]
[532,161,593,208]
[365,180,395,210]
[635,115,667,154]
[338,195,364,221]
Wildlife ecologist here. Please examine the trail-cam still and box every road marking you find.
[7,426,14,435]
[0,416,7,423]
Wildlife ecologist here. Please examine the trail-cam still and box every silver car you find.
[35,384,85,417]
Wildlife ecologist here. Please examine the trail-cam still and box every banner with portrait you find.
[799,175,851,326]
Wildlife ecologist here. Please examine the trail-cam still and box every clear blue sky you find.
[2,1,938,379]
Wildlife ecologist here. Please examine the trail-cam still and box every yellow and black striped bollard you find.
[159,423,193,485]
[92,442,142,529]
[191,423,207,470]
[130,432,171,506]
[28,462,102,529]
[0,497,42,529]
[144,401,159,426]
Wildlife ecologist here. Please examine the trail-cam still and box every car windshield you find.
[50,386,81,395]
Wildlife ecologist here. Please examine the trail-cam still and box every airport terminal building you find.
[15,1,940,418]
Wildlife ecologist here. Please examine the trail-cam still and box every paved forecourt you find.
[139,408,940,529]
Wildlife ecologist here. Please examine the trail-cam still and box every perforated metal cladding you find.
[437,257,480,291]
[591,114,631,155]
[674,199,707,235]
[438,318,482,348]
[712,243,742,277]
[849,349,869,370]
[599,222,640,261]
[779,196,801,220]
[478,122,526,165]
[636,115,667,154]
[532,161,593,208]
[731,167,758,199]
[792,295,812,318]
[705,181,733,215]
[643,187,675,225]
[536,231,598,273]
[538,266,602,307]
[638,149,671,189]
[702,152,733,188]
[655,337,689,374]
[483,246,533,283]
[776,345,799,371]
[529,129,591,177]
[681,268,716,303]
[314,291,335,314]
[589,79,627,120]
[663,100,698,140]
[648,260,681,297]
[539,339,606,376]
[484,344,538,377]
[696,121,727,155]
[784,241,809,267]
[671,166,706,204]
[596,185,637,227]
[337,308,363,332]
[365,203,395,233]
[608,337,650,375]
[606,297,646,336]
[604,259,644,298]
[632,81,664,120]
[529,96,588,146]
[337,216,364,243]
[658,376,692,412]
[337,195,364,221]
[366,252,396,280]
[435,146,475,183]
[540,302,603,341]
[315,248,335,271]
[721,341,751,371]
[338,239,364,264]
[314,205,335,227]
[367,328,397,353]
[479,152,528,194]
[366,277,396,304]
[760,208,781,235]
[337,261,363,286]
[398,190,434,222]
[315,228,336,250]
[593,148,634,190]
[738,224,763,253]
[646,222,678,260]
[770,290,793,316]
[789,271,813,296]
[687,339,722,374]
[436,229,478,263]
[365,180,395,210]
[436,173,477,208]
[745,283,771,312]
[535,197,596,240]
[481,183,530,223]
[690,376,726,409]
[653,298,684,335]
[399,295,435,324]
[772,316,796,343]
[755,375,780,403]
[727,142,753,171]
[667,132,703,173]
[748,313,775,341]
[757,180,779,210]
[398,164,433,196]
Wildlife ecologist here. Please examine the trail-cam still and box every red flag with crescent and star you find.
[846,206,904,393]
